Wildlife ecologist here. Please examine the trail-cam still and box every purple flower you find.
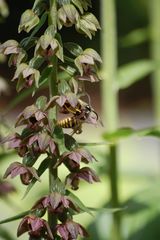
[3,133,28,157]
[3,162,40,185]
[17,215,53,239]
[0,40,20,55]
[65,167,100,190]
[45,93,78,111]
[12,63,40,91]
[15,104,47,128]
[75,48,102,81]
[0,39,26,66]
[33,192,79,214]
[75,13,101,39]
[56,220,88,240]
[34,34,63,61]
[57,4,79,29]
[59,148,96,170]
[28,132,57,155]
[76,64,100,82]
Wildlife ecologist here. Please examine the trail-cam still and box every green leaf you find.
[39,66,52,85]
[64,134,78,151]
[103,126,160,143]
[35,96,47,110]
[78,142,110,146]
[72,0,84,14]
[32,0,46,15]
[0,211,29,224]
[88,206,125,213]
[20,37,37,52]
[29,56,44,69]
[58,79,71,94]
[116,60,155,90]
[137,127,160,138]
[53,126,67,155]
[66,190,93,216]
[119,28,148,48]
[64,42,83,57]
[22,157,50,199]
[22,153,38,167]
[103,128,135,142]
[51,178,65,194]
[55,33,64,61]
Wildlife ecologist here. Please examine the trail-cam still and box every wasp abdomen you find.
[57,116,78,129]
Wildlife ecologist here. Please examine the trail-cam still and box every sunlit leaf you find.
[119,28,148,48]
[64,42,83,57]
[35,96,48,110]
[66,190,93,216]
[116,60,155,90]
[88,206,126,213]
[0,211,29,224]
[137,127,160,138]
[103,126,160,143]
[103,128,135,142]
[58,79,71,94]
[29,56,44,69]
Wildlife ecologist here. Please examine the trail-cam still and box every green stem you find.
[150,0,160,125]
[48,0,58,233]
[101,0,118,131]
[109,145,121,240]
[101,0,121,239]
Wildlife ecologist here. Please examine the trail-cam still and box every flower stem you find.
[101,0,122,239]
[48,0,58,233]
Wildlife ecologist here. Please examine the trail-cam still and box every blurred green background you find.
[1,0,160,240]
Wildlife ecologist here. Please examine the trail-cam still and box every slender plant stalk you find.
[48,0,58,232]
[101,0,121,239]
[150,0,160,125]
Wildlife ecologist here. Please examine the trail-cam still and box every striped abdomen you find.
[57,116,79,129]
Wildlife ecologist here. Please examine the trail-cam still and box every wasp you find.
[57,100,98,134]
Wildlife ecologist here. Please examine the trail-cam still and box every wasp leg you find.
[70,123,82,136]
